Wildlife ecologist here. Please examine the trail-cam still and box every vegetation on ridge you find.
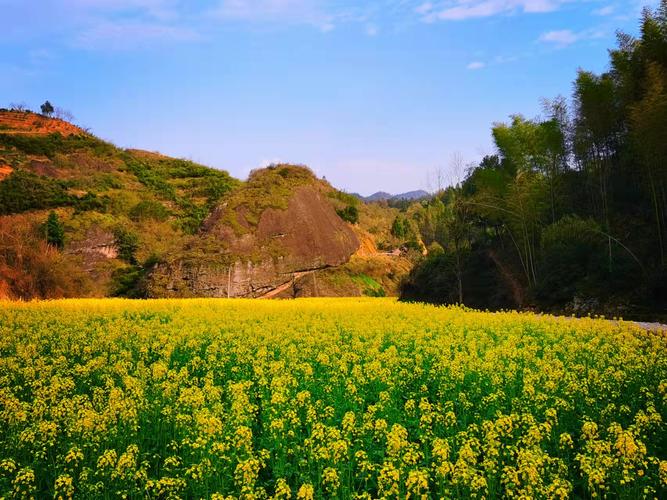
[399,3,667,320]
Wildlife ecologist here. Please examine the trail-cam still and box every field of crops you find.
[0,298,665,499]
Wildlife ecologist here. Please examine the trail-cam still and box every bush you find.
[534,216,608,306]
[336,205,359,224]
[391,216,407,238]
[129,200,169,222]
[0,170,71,214]
[113,227,139,265]
[0,133,114,158]
[0,214,92,299]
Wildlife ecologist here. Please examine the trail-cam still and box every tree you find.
[391,216,407,239]
[44,211,65,249]
[113,227,139,265]
[40,101,54,116]
[573,71,621,271]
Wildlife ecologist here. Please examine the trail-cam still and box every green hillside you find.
[0,113,409,300]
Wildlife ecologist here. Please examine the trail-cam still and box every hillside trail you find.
[257,271,315,299]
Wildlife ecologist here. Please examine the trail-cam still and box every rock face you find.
[149,184,360,298]
[66,228,119,270]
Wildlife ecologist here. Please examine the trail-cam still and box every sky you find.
[0,0,659,195]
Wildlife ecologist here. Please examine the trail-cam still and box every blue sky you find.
[0,0,657,194]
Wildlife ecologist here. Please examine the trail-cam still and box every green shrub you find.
[113,227,139,265]
[0,170,72,214]
[121,155,177,200]
[129,200,169,222]
[336,205,359,224]
[0,133,114,159]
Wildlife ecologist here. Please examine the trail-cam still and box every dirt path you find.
[257,270,315,299]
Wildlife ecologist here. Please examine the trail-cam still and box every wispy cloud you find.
[74,21,201,50]
[63,0,182,21]
[538,27,605,47]
[467,61,485,70]
[593,4,616,16]
[210,0,339,32]
[416,1,569,22]
[539,29,579,46]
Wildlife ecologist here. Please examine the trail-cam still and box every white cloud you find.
[539,29,579,46]
[538,27,605,47]
[63,0,180,20]
[75,21,201,49]
[593,5,616,16]
[415,2,434,15]
[210,0,337,31]
[418,0,568,22]
[467,61,485,69]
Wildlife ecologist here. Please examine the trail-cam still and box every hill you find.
[0,111,414,299]
[355,189,430,203]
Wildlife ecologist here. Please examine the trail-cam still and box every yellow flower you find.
[54,474,75,500]
[274,478,292,499]
[296,483,314,500]
[322,467,340,493]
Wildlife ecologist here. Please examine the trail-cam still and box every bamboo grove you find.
[400,3,667,319]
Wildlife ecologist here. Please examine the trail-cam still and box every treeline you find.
[400,3,667,319]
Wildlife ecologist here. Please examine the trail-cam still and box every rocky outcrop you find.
[148,183,360,298]
[66,228,118,270]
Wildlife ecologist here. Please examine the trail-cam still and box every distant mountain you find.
[365,191,394,202]
[355,190,430,203]
[392,190,430,201]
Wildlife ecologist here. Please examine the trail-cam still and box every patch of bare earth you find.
[0,110,84,136]
[0,164,13,180]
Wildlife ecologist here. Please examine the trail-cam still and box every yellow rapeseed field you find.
[0,298,665,499]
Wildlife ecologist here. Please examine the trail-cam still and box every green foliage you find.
[336,205,359,224]
[391,216,408,238]
[221,164,316,233]
[177,203,210,235]
[110,254,159,298]
[73,192,109,213]
[40,101,54,116]
[120,153,237,233]
[0,170,72,214]
[401,4,667,319]
[352,274,386,297]
[44,211,65,249]
[113,227,139,265]
[0,133,115,159]
[327,189,360,207]
[129,200,169,222]
[121,154,177,200]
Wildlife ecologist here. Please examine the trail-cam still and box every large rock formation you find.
[148,168,360,298]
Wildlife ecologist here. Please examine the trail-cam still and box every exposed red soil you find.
[353,228,380,257]
[0,164,13,180]
[0,110,84,136]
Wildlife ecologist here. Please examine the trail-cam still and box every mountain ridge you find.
[0,110,414,300]
[353,189,429,203]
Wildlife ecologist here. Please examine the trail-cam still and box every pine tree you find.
[45,211,65,249]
